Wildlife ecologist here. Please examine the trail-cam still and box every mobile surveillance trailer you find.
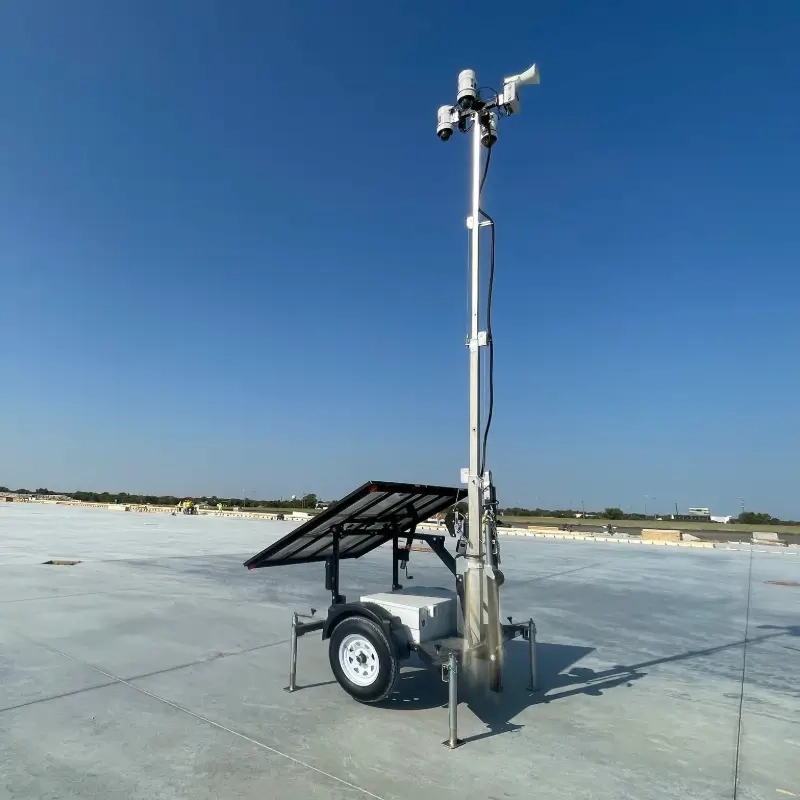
[245,63,541,746]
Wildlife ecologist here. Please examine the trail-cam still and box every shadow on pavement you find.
[380,624,800,743]
[383,639,644,743]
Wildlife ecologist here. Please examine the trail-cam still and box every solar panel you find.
[244,481,462,569]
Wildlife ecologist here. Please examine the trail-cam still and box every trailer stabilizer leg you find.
[526,619,539,693]
[283,611,324,693]
[284,612,299,693]
[442,651,462,749]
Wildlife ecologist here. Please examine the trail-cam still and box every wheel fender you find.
[323,602,409,660]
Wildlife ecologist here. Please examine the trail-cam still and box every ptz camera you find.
[457,69,477,111]
[437,105,455,141]
[480,112,498,149]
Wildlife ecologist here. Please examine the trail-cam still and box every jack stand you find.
[442,651,462,749]
[284,610,324,693]
[526,619,539,693]
[285,612,298,692]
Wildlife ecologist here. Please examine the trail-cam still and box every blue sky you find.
[1,1,799,517]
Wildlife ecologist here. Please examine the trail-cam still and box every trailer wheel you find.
[329,616,398,703]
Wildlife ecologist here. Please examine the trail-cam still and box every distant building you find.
[673,507,732,523]
[687,507,710,517]
[672,506,712,522]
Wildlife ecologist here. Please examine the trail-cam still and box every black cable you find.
[732,544,755,800]
[477,86,501,110]
[478,143,495,477]
[479,210,495,477]
[480,143,492,192]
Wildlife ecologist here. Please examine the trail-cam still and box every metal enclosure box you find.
[360,587,457,644]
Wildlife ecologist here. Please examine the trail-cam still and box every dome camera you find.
[437,105,455,141]
[457,69,477,111]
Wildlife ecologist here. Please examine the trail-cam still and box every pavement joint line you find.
[0,587,304,611]
[7,631,385,800]
[0,555,241,569]
[500,534,800,557]
[0,551,262,569]
[0,588,149,605]
[0,636,290,715]
[0,679,119,714]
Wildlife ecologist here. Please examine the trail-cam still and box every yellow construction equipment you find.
[177,499,198,515]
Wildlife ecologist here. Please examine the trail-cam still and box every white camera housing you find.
[437,105,456,141]
[480,112,498,149]
[457,69,477,110]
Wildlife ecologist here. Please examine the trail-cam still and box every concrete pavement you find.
[1,502,798,799]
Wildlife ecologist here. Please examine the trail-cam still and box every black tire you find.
[328,616,399,704]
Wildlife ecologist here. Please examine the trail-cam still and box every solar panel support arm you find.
[392,535,404,591]
[391,521,416,591]
[325,526,346,605]
[415,534,457,577]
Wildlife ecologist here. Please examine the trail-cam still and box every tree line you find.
[500,505,800,525]
[1,487,319,510]
[3,485,796,525]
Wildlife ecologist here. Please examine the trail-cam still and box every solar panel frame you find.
[243,480,463,569]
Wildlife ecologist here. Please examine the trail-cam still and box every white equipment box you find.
[360,587,457,644]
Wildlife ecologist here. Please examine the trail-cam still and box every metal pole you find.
[443,651,462,749]
[527,619,539,692]
[464,109,485,652]
[284,612,298,692]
